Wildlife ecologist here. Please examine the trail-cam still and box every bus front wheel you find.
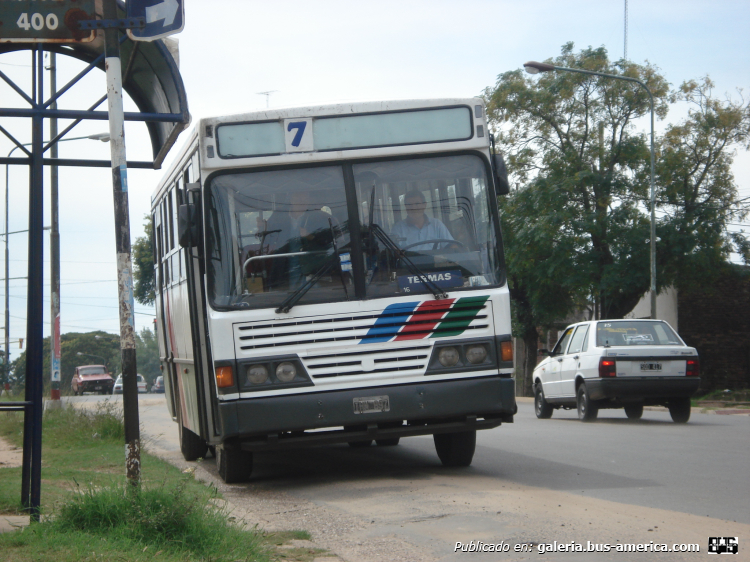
[217,446,253,483]
[433,430,476,467]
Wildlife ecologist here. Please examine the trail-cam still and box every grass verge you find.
[0,403,273,562]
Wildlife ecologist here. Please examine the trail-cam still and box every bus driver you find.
[391,189,454,251]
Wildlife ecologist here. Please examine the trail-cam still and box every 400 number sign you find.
[0,0,97,43]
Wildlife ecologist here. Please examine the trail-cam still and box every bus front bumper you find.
[217,376,516,452]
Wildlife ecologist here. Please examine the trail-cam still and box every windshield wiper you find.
[275,252,340,313]
[368,223,448,300]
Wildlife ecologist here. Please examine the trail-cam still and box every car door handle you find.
[556,358,563,362]
[573,355,579,359]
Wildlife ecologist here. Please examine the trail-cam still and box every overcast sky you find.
[0,0,748,365]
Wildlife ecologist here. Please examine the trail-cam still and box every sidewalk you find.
[0,515,29,534]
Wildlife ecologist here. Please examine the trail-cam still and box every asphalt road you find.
[67,394,750,561]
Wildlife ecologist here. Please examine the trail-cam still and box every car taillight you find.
[686,358,699,377]
[599,358,616,377]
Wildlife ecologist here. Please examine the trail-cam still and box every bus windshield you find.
[206,154,502,310]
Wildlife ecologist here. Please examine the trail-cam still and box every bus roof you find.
[152,98,489,204]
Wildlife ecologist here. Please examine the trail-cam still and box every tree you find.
[133,215,155,306]
[656,77,750,284]
[485,43,749,393]
[11,331,121,393]
[135,326,160,386]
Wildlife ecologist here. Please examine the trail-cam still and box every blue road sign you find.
[127,0,184,42]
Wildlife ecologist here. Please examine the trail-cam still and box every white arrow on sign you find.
[145,0,179,26]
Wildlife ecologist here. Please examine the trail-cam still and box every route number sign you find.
[0,0,97,43]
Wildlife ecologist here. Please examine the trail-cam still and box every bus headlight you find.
[465,345,488,364]
[275,362,297,383]
[246,365,268,385]
[438,347,460,367]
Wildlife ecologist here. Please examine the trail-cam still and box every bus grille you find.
[234,297,490,354]
[302,345,431,379]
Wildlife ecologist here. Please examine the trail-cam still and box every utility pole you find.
[49,52,61,405]
[103,0,140,487]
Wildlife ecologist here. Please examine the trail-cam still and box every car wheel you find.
[576,384,598,422]
[217,445,253,484]
[534,384,554,419]
[624,404,644,420]
[375,438,400,446]
[348,440,373,448]
[668,397,691,423]
[178,422,208,461]
[433,430,476,467]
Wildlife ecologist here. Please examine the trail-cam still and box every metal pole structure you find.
[103,0,140,487]
[49,52,61,404]
[4,150,10,392]
[19,44,45,521]
[523,61,657,319]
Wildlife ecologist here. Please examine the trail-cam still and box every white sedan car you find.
[112,374,148,394]
[533,319,699,423]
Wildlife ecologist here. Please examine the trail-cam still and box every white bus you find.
[151,98,516,482]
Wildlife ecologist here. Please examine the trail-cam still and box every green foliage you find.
[135,326,161,386]
[133,215,156,306]
[0,405,270,562]
[10,331,121,392]
[9,327,161,392]
[486,43,749,392]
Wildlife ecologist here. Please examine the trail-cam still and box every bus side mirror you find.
[178,204,200,248]
[493,153,510,196]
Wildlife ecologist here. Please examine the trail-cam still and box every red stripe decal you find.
[394,298,455,340]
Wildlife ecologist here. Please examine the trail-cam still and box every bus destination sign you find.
[0,0,97,43]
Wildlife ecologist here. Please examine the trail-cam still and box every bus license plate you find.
[640,362,662,372]
[353,396,390,414]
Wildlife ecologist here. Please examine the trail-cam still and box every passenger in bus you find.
[263,191,335,288]
[391,189,454,251]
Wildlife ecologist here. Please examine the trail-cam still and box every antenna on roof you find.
[256,90,278,109]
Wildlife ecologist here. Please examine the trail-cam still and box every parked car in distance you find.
[151,375,165,393]
[533,319,699,423]
[71,365,114,395]
[112,374,148,394]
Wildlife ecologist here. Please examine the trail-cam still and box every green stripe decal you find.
[429,295,489,338]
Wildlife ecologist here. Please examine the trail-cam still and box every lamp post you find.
[76,351,108,369]
[3,133,110,396]
[523,61,657,320]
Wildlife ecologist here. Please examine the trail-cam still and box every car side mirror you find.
[492,153,510,196]
[178,203,200,248]
[537,348,550,357]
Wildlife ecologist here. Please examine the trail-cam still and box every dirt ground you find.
[0,436,22,469]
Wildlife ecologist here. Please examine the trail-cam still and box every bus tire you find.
[179,423,208,461]
[217,446,253,483]
[433,430,476,467]
[375,438,400,446]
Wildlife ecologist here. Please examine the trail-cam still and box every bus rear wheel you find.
[433,430,476,467]
[217,446,253,483]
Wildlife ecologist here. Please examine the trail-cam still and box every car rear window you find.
[79,366,106,376]
[596,321,682,346]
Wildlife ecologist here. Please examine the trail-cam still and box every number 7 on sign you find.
[287,121,306,147]
[284,118,313,152]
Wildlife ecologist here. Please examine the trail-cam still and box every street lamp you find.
[76,351,108,368]
[523,61,657,319]
[3,133,111,392]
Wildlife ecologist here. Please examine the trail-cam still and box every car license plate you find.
[640,362,662,372]
[353,395,390,414]
[95,385,102,390]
